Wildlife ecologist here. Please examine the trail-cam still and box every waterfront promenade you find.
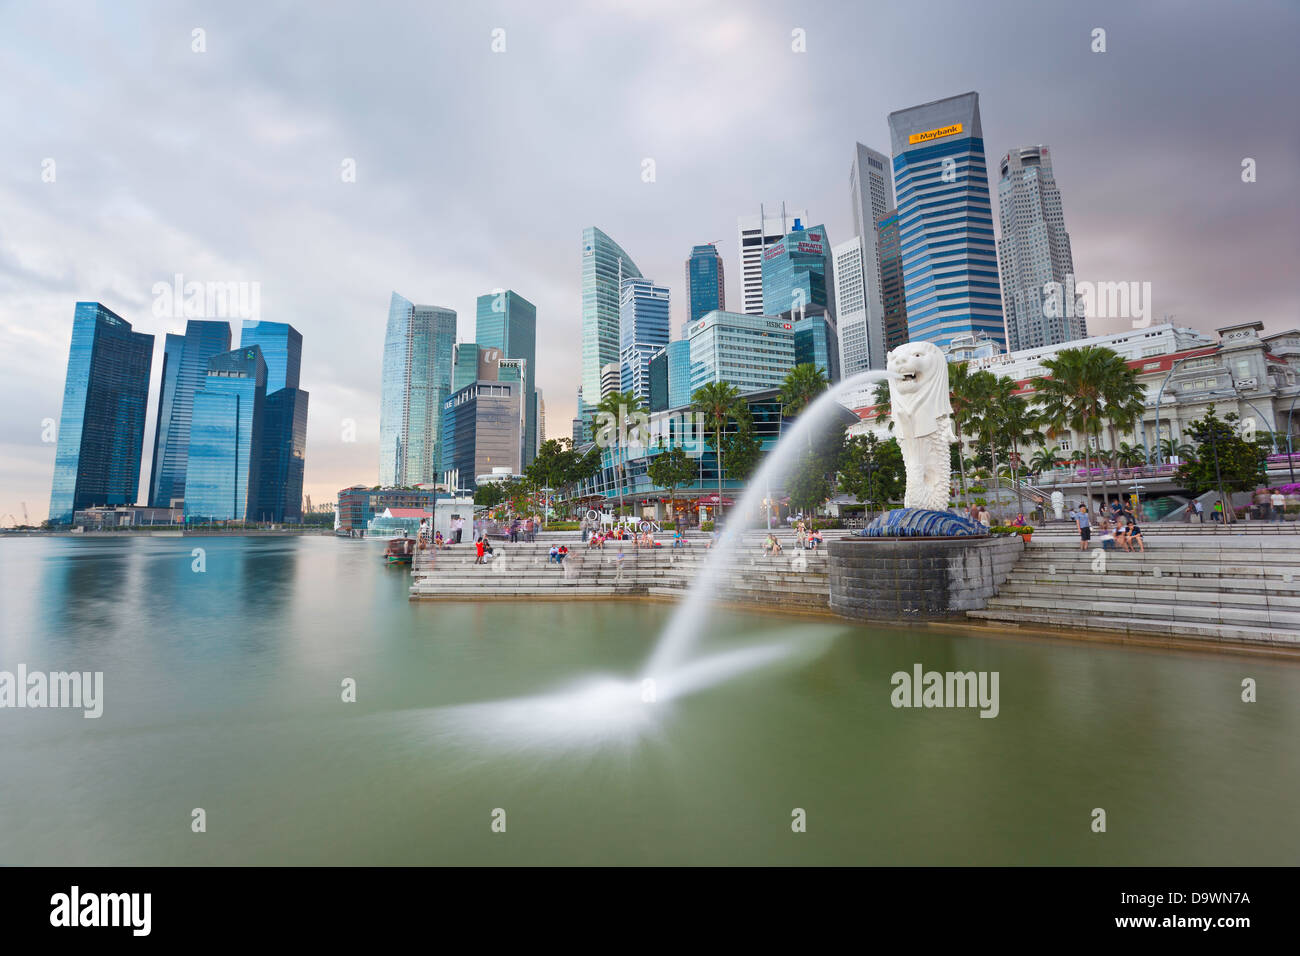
[410,525,1300,651]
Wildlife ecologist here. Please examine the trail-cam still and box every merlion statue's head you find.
[887,341,952,439]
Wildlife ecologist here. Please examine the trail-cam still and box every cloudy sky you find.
[1,0,1297,523]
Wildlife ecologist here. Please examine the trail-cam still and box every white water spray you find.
[642,369,892,679]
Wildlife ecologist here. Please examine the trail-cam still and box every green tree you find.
[590,390,648,518]
[723,403,764,481]
[1099,351,1147,509]
[1035,346,1113,515]
[839,433,905,512]
[1159,437,1196,463]
[646,439,698,521]
[1177,405,1266,522]
[778,362,829,417]
[1029,446,1063,474]
[474,482,505,509]
[691,381,743,522]
[997,389,1044,522]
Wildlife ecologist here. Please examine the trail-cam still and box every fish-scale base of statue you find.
[860,508,988,538]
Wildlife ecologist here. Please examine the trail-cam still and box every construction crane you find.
[21,501,29,525]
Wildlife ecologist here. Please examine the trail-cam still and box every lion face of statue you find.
[886,341,952,439]
[887,341,943,397]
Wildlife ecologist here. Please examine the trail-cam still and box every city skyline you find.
[3,0,1298,522]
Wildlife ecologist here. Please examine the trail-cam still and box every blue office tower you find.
[888,91,1005,349]
[761,222,833,318]
[666,339,693,409]
[686,244,725,323]
[183,346,267,522]
[49,303,154,524]
[475,290,537,465]
[618,277,670,404]
[239,320,301,392]
[239,321,307,522]
[150,320,232,507]
[794,316,841,382]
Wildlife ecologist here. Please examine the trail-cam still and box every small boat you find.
[383,535,416,565]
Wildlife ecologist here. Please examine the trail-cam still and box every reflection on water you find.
[1,534,1298,865]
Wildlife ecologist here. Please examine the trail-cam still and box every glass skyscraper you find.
[761,222,833,318]
[997,145,1085,351]
[475,290,537,466]
[452,342,480,393]
[665,339,693,409]
[888,91,1005,349]
[877,209,911,354]
[618,277,670,404]
[688,310,795,395]
[686,244,725,323]
[239,320,301,392]
[378,293,456,486]
[581,227,642,438]
[238,321,308,522]
[439,381,522,490]
[648,348,669,413]
[183,346,267,522]
[794,316,841,382]
[149,319,231,508]
[49,302,155,524]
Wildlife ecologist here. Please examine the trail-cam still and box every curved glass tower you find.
[581,227,642,434]
[378,293,456,487]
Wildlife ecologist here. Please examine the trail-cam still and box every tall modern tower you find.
[475,289,538,465]
[832,238,869,374]
[877,209,910,353]
[761,222,833,318]
[997,145,1086,351]
[847,143,893,372]
[149,319,231,508]
[183,345,267,523]
[378,292,456,486]
[888,92,1005,349]
[619,277,671,404]
[239,321,308,523]
[685,244,725,323]
[49,302,154,523]
[581,227,642,436]
[737,205,808,315]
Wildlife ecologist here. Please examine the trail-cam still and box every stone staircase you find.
[969,535,1300,646]
[408,537,832,610]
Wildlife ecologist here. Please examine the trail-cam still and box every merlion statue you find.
[887,341,955,512]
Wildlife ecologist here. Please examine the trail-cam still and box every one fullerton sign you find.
[908,122,963,145]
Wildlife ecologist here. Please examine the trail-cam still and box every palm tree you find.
[998,390,1044,522]
[1036,346,1112,517]
[590,389,647,519]
[691,381,743,524]
[1116,442,1146,467]
[947,361,980,513]
[1159,437,1196,463]
[1029,447,1062,476]
[965,372,1015,521]
[778,363,830,417]
[1099,351,1147,510]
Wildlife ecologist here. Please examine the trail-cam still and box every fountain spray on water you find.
[642,369,893,679]
[429,369,893,748]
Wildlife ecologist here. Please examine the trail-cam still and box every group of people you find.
[507,515,542,543]
[547,544,570,564]
[1074,499,1145,552]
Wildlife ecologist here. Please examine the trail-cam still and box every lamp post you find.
[1150,356,1195,466]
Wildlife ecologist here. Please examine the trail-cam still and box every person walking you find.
[1074,503,1091,551]
[1193,499,1204,523]
[474,536,486,565]
[1272,488,1286,522]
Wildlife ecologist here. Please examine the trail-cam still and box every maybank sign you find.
[908,123,963,145]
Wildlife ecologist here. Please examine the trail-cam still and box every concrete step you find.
[998,581,1300,606]
[967,608,1300,646]
[983,594,1300,629]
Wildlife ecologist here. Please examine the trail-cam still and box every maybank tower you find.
[887,92,1005,350]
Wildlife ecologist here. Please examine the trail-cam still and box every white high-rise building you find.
[737,204,808,315]
[847,143,892,371]
[833,238,869,376]
[996,145,1086,352]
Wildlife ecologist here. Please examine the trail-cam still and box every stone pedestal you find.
[828,535,1024,621]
